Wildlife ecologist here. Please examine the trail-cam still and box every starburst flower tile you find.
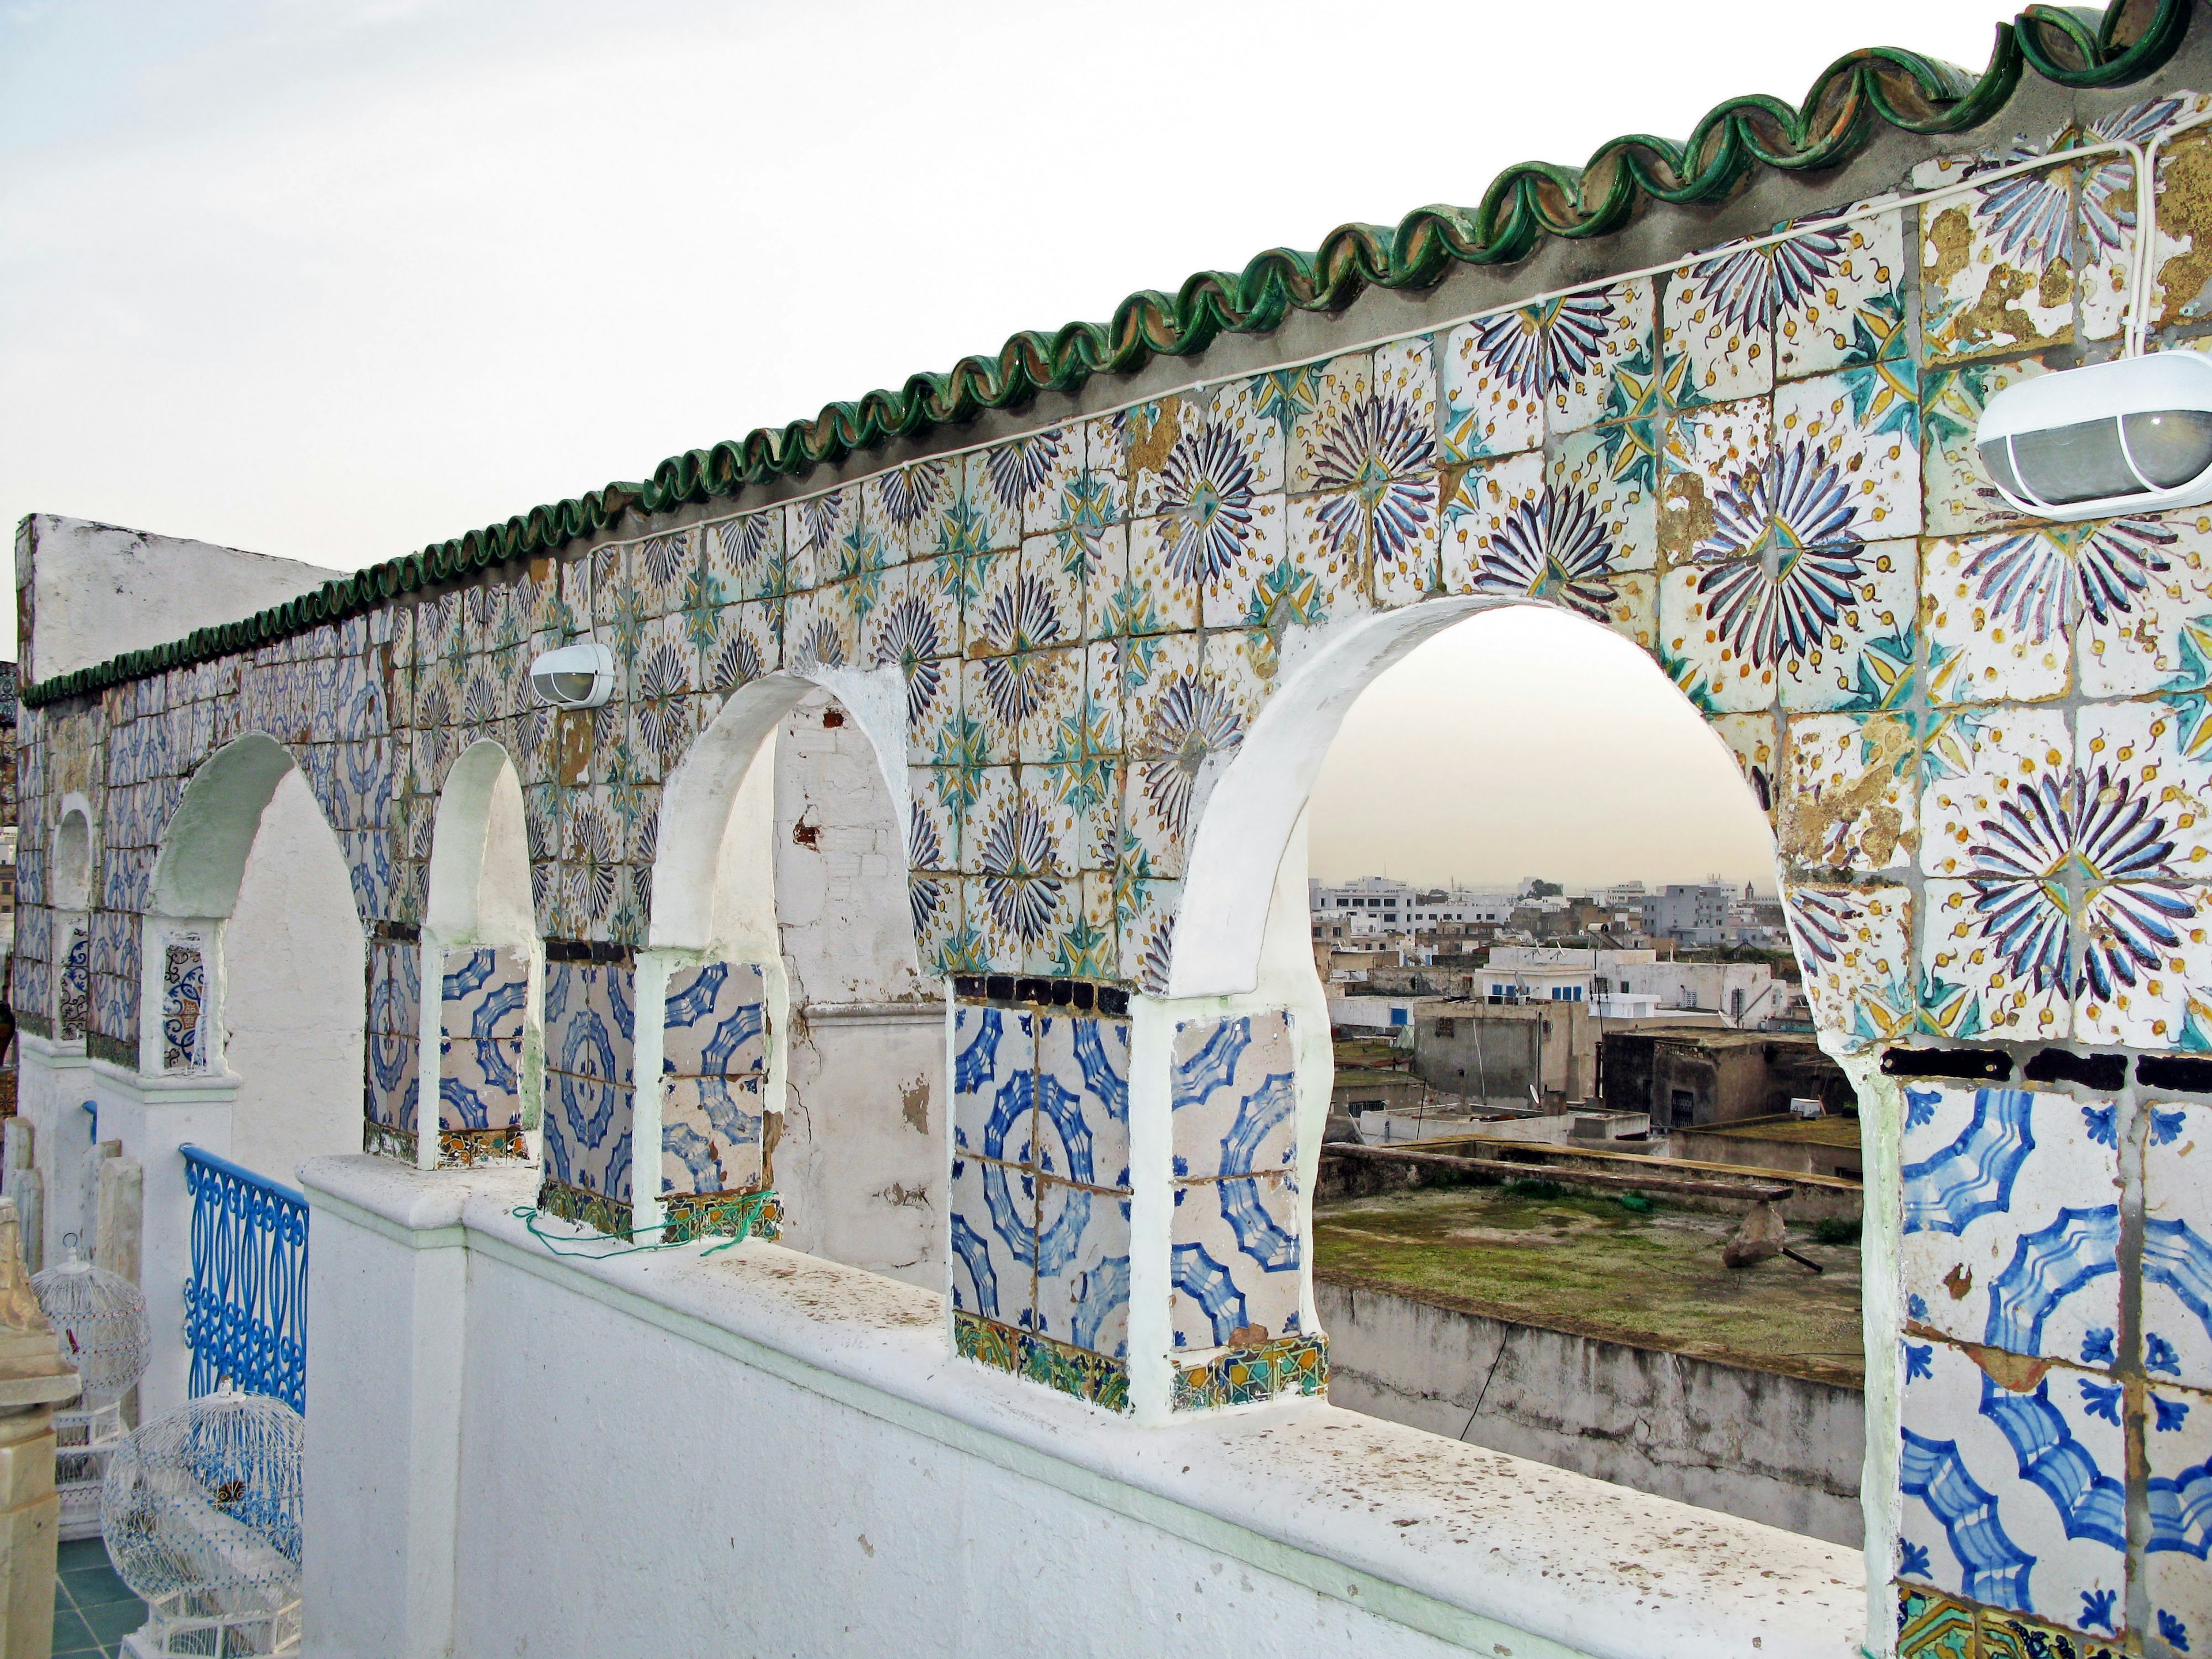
[1782,883,1916,1044]
[1708,711,1778,825]
[2077,513,2212,698]
[1918,159,2076,363]
[1442,315,1543,462]
[1663,255,1774,406]
[1659,396,1772,563]
[1923,877,2074,1040]
[1287,352,1370,494]
[1440,449,1543,599]
[1779,711,1921,874]
[1126,514,1203,635]
[1775,207,1907,384]
[961,767,1016,876]
[2077,698,2212,874]
[1899,1082,2120,1365]
[1551,427,1656,573]
[1926,531,2077,705]
[1775,368,1921,543]
[1919,707,2072,878]
[1196,494,1289,631]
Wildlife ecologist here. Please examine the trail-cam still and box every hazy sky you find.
[3,0,2012,887]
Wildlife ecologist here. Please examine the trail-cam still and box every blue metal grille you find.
[181,1144,309,1415]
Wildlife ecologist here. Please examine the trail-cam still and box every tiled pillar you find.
[424,942,532,1167]
[536,953,635,1236]
[947,977,1323,1419]
[649,956,781,1244]
[363,935,421,1161]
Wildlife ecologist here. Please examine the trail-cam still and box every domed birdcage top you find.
[101,1393,304,1616]
[32,1245,150,1405]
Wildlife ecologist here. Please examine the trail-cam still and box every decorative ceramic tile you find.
[1775,208,1908,383]
[661,961,768,1078]
[1706,711,1778,824]
[885,460,957,566]
[1897,1335,2126,1638]
[160,937,207,1073]
[1895,1582,1975,1659]
[1663,253,1774,404]
[1774,367,1921,542]
[1900,1084,2120,1364]
[539,1071,632,1208]
[543,960,634,1088]
[439,945,528,1044]
[1783,883,1918,1044]
[1982,1607,2123,1659]
[1171,1169,1301,1350]
[1918,159,2076,363]
[1034,1013,1130,1192]
[1779,712,1921,873]
[437,1035,524,1131]
[1032,1176,1130,1358]
[1118,875,1179,996]
[2146,1381,2212,1657]
[1171,1012,1297,1181]
[660,1074,766,1197]
[949,1145,1034,1326]
[55,923,87,1043]
[1657,396,1771,564]
[1172,1330,1327,1411]
[2074,512,2212,698]
[1920,708,2073,878]
[2145,1100,2212,1391]
[1922,879,2074,1041]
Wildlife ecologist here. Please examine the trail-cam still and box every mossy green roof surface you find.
[1316,1187,1865,1388]
[20,0,2188,710]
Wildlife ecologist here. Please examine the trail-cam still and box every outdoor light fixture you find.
[527,641,616,709]
[1975,350,2212,521]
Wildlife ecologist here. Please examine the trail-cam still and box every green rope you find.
[512,1188,775,1260]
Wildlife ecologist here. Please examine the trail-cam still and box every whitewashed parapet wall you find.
[16,45,2212,1659]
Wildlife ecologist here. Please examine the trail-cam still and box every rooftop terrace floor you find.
[1314,1185,1865,1389]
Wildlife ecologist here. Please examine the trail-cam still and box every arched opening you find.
[647,666,937,1284]
[417,739,538,1168]
[150,732,366,1183]
[51,797,93,1042]
[1196,601,1861,1547]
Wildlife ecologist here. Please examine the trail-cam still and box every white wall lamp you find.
[527,641,616,709]
[1976,350,2212,522]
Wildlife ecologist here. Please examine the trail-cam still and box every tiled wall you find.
[12,58,2212,1631]
[539,959,635,1234]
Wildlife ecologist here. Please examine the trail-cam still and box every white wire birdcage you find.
[34,1243,152,1540]
[101,1393,304,1657]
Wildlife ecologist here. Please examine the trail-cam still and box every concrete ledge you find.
[300,1153,1865,1659]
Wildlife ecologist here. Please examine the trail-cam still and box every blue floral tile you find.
[1171,1012,1297,1181]
[1900,1084,2120,1365]
[438,1036,524,1131]
[160,937,208,1074]
[439,945,528,1044]
[1032,1175,1130,1359]
[540,1071,632,1204]
[661,961,768,1078]
[2146,1100,2212,1392]
[1664,253,1773,405]
[1783,884,1917,1044]
[949,1145,1033,1327]
[952,1004,1035,1165]
[1775,207,1907,384]
[544,961,634,1088]
[1897,1335,2126,1638]
[2145,1381,2212,1658]
[660,1074,765,1196]
[2075,514,2212,699]
[1034,1013,1130,1192]
[1171,1168,1301,1351]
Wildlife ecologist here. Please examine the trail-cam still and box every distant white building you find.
[1310,877,1516,930]
[1483,944,1782,1027]
[1641,881,1736,945]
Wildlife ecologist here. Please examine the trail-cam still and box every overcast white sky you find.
[2,0,2012,888]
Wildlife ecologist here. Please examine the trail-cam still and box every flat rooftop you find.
[1314,1185,1863,1389]
[1693,1115,1863,1150]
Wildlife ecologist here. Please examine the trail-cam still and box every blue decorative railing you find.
[181,1144,309,1415]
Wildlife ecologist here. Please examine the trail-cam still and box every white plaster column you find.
[297,1158,471,1659]
[82,1059,238,1422]
[14,1032,93,1272]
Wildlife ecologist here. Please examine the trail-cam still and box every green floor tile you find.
[49,1605,97,1657]
[81,1595,147,1645]
[63,1567,138,1609]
